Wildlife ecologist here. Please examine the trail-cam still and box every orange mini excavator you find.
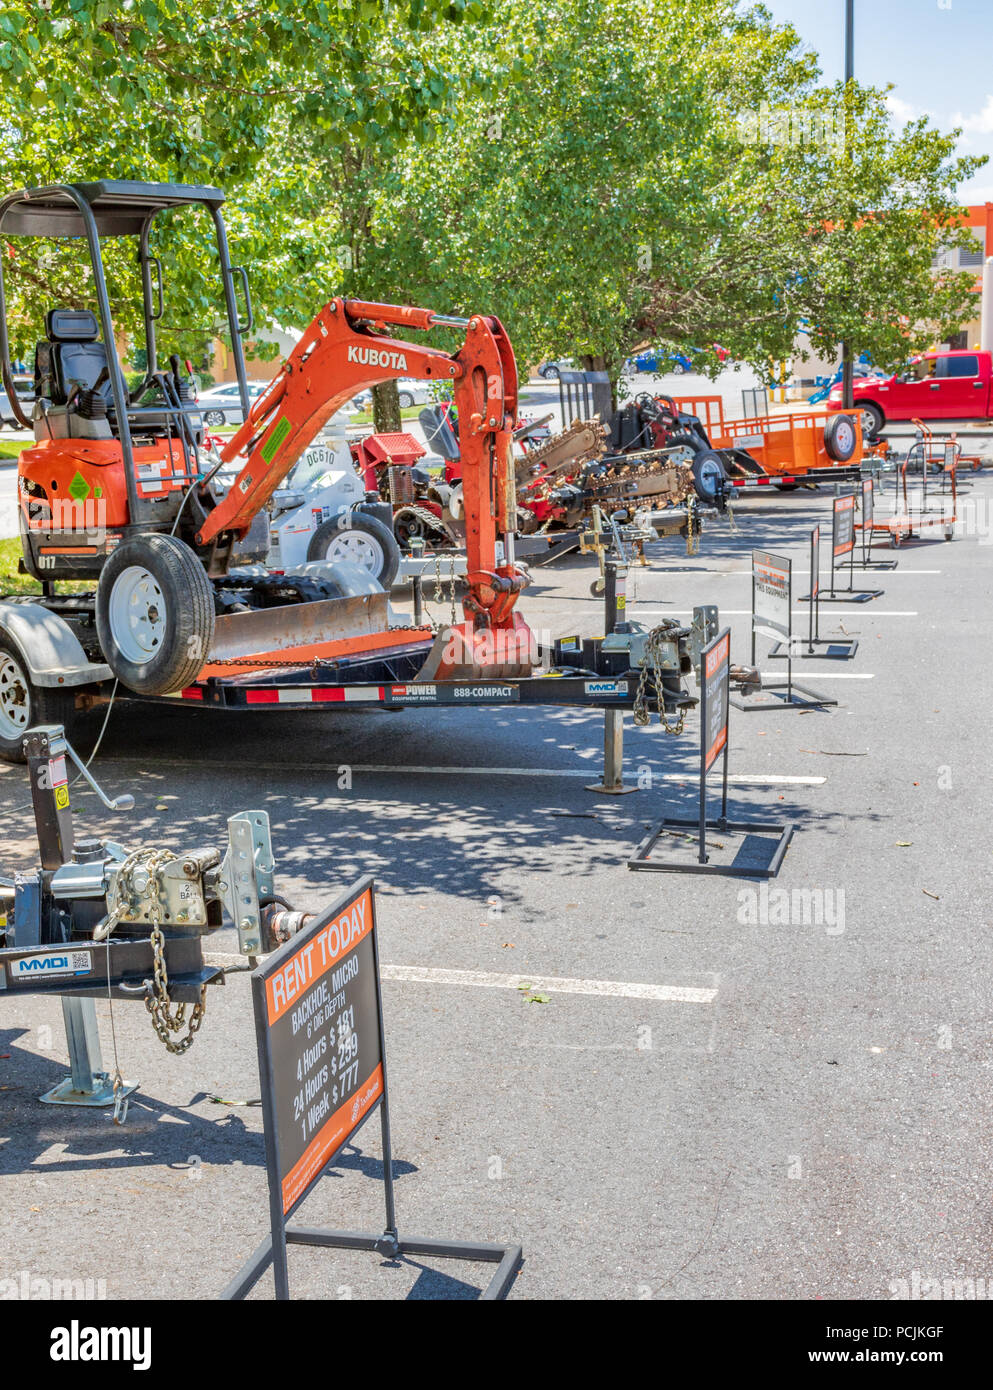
[0,181,532,695]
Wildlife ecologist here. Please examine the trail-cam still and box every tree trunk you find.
[372,379,402,433]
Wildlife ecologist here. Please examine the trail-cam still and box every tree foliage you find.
[0,0,985,391]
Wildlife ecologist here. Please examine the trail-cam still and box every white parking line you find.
[370,964,719,1004]
[204,955,718,1003]
[635,609,918,617]
[104,755,825,785]
[651,569,941,576]
[759,672,873,680]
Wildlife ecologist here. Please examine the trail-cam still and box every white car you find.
[194,379,273,426]
[353,379,434,410]
[0,376,34,428]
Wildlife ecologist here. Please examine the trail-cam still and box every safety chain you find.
[633,621,687,735]
[431,550,459,628]
[106,848,207,1055]
[685,495,699,557]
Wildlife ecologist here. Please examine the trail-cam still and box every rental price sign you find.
[702,629,731,775]
[752,549,791,644]
[253,876,385,1218]
[833,493,856,558]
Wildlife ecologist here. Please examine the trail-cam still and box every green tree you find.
[0,0,484,374]
[367,0,985,393]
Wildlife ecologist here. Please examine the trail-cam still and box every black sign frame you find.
[812,492,883,602]
[851,475,898,572]
[222,875,521,1301]
[774,526,858,660]
[732,550,835,711]
[629,628,795,877]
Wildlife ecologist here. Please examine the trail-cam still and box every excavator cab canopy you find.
[0,181,252,501]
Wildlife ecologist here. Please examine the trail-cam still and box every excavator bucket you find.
[191,592,421,682]
[415,615,535,682]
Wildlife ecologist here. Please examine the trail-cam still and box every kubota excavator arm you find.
[196,298,529,656]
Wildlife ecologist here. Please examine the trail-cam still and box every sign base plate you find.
[730,680,836,711]
[767,639,858,661]
[222,1226,522,1301]
[628,815,794,878]
[797,588,883,603]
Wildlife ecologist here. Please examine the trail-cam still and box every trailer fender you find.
[0,601,111,689]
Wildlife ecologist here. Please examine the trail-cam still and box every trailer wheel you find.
[306,513,400,587]
[823,413,858,462]
[96,534,215,695]
[0,641,79,763]
[690,449,727,501]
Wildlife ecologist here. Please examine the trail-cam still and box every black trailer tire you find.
[823,413,859,462]
[690,448,727,501]
[0,640,80,763]
[96,534,215,695]
[306,512,400,587]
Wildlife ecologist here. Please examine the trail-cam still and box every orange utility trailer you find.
[673,395,883,494]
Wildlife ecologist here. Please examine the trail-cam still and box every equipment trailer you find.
[0,179,729,757]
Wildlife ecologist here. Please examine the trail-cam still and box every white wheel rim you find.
[0,653,31,739]
[108,565,167,665]
[698,459,722,494]
[323,529,384,573]
[835,420,855,453]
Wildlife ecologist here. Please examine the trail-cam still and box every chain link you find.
[429,550,459,629]
[685,494,699,557]
[633,622,687,735]
[107,848,207,1055]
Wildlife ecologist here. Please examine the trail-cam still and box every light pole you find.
[841,0,855,410]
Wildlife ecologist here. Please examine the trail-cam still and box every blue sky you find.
[761,0,993,204]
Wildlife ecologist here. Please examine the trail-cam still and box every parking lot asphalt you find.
[1,473,992,1300]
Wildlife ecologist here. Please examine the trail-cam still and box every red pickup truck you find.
[827,349,993,435]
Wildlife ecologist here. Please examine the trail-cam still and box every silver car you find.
[194,378,272,426]
[0,376,34,428]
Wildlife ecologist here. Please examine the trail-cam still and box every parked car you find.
[535,359,577,380]
[624,344,730,376]
[193,378,274,426]
[352,378,434,410]
[0,375,35,428]
[625,349,692,375]
[828,349,993,435]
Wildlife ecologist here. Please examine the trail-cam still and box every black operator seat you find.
[34,308,118,409]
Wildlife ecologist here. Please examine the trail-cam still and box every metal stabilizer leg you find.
[586,707,636,794]
[39,997,137,1107]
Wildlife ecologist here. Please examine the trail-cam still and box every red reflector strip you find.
[180,687,204,701]
[244,686,384,706]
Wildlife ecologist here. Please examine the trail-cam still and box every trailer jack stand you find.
[585,708,636,794]
[39,997,137,1108]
